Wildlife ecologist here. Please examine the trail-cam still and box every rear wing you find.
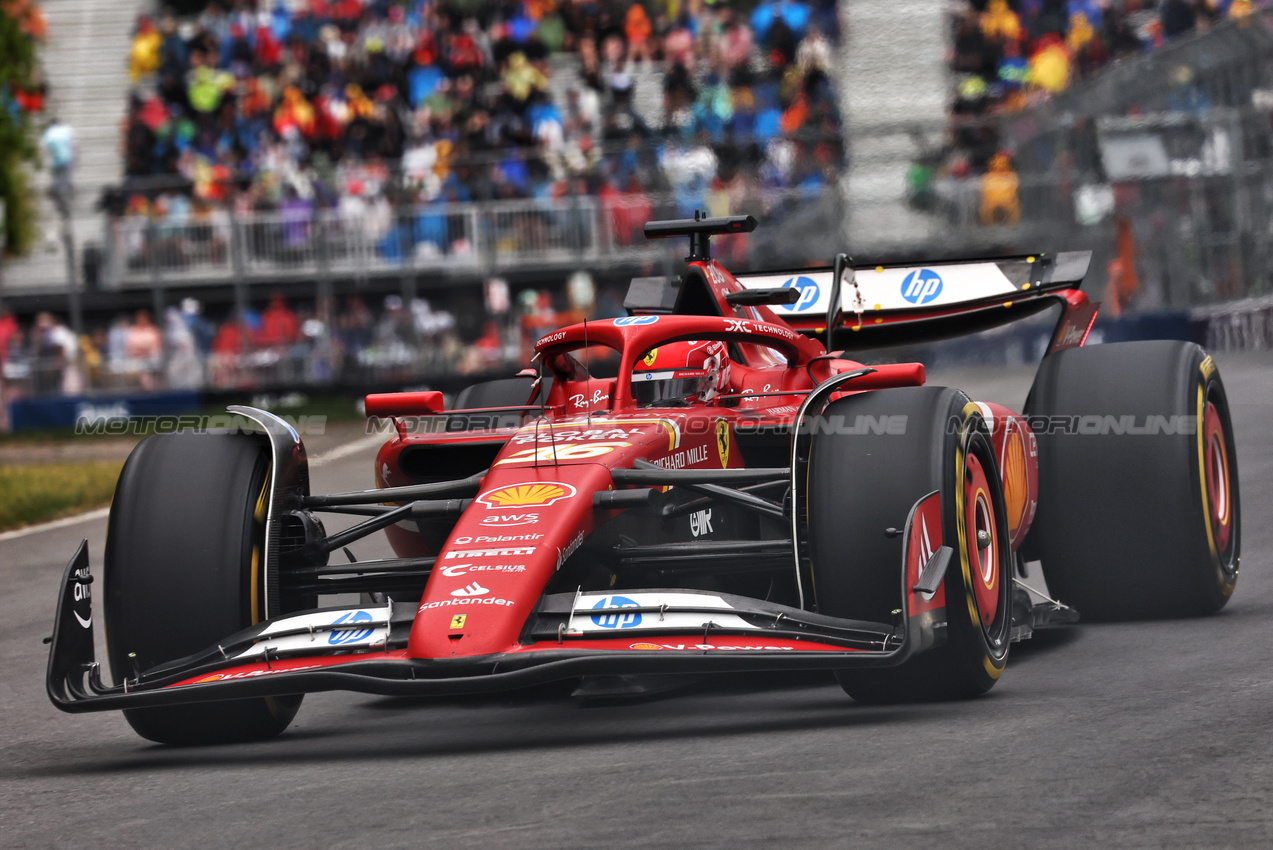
[735,252,1093,349]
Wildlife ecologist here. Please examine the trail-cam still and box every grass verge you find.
[0,461,124,532]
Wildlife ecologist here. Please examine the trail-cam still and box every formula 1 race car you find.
[46,214,1241,744]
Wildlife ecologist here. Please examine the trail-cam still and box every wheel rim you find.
[965,451,1000,625]
[1203,401,1232,555]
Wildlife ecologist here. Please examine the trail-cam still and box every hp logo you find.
[615,315,659,326]
[328,611,375,645]
[590,596,643,629]
[782,276,821,311]
[900,269,943,305]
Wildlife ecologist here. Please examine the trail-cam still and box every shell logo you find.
[476,482,578,508]
[630,643,663,650]
[1002,430,1027,534]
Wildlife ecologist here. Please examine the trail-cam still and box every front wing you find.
[46,525,947,712]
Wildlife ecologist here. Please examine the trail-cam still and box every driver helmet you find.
[632,340,731,405]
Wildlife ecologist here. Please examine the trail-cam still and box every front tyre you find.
[105,431,302,745]
[808,387,1012,703]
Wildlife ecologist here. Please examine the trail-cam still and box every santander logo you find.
[450,582,490,598]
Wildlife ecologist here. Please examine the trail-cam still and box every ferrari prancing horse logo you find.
[715,420,730,468]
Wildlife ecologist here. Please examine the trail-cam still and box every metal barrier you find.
[1196,295,1273,352]
[103,197,678,287]
[110,211,235,285]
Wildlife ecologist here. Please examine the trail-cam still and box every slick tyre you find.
[808,387,1012,703]
[1023,341,1239,621]
[104,432,302,745]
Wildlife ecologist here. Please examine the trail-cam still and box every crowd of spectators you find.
[915,0,1270,223]
[0,294,464,399]
[0,278,623,402]
[118,0,845,254]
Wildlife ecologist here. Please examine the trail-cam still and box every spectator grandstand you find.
[928,0,1269,203]
[116,0,844,263]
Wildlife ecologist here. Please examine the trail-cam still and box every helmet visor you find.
[632,369,710,406]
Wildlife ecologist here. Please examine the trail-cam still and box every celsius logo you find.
[614,315,659,326]
[328,611,375,645]
[900,269,943,305]
[782,276,820,311]
[590,596,643,629]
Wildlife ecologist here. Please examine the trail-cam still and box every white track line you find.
[0,507,113,542]
[309,431,387,468]
[0,432,388,541]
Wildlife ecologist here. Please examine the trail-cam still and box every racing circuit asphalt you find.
[3,356,1272,849]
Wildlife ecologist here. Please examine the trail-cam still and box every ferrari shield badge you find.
[715,420,730,467]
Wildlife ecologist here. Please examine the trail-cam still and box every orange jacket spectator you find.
[625,6,652,50]
[780,93,809,135]
[274,87,317,139]
[980,152,1020,226]
[129,18,162,81]
[980,0,1021,42]
[1030,35,1071,93]
[6,0,46,38]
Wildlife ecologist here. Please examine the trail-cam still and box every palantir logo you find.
[590,596,643,629]
[782,276,820,311]
[900,269,943,305]
[328,611,375,645]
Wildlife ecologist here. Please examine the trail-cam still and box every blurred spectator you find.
[129,17,162,82]
[0,309,18,364]
[979,151,1020,225]
[123,309,163,390]
[1161,0,1199,38]
[39,117,74,215]
[164,307,203,389]
[30,312,81,395]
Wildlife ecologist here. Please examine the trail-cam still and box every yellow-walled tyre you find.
[104,432,302,744]
[808,387,1013,703]
[1023,341,1239,621]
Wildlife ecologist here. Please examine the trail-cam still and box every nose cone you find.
[407,464,611,659]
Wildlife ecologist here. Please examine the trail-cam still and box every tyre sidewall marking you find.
[1196,363,1238,597]
[953,402,1009,675]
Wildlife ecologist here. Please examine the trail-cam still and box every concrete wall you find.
[838,0,950,251]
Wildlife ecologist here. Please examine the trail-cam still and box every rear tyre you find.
[105,431,302,745]
[1023,341,1240,621]
[808,387,1012,703]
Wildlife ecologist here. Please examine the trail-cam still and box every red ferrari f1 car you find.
[47,214,1240,744]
